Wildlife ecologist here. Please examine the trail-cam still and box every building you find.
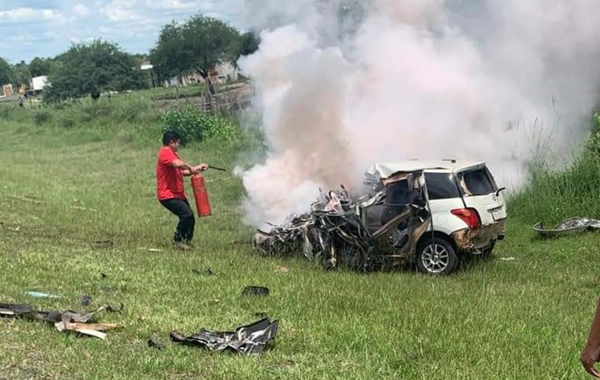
[0,84,13,98]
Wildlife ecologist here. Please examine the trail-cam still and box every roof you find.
[365,160,485,180]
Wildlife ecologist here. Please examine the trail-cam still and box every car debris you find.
[533,217,600,238]
[91,239,114,249]
[192,268,214,276]
[242,286,270,297]
[253,170,431,271]
[148,335,166,350]
[81,295,93,307]
[0,303,120,340]
[170,317,279,355]
[25,291,59,299]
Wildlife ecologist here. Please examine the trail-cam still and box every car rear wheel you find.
[417,236,459,275]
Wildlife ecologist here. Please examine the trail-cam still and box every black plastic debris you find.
[81,295,93,307]
[170,317,279,355]
[242,286,269,297]
[91,240,114,249]
[192,268,214,276]
[100,273,108,280]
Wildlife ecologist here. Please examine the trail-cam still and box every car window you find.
[460,168,496,196]
[385,180,409,205]
[425,173,460,200]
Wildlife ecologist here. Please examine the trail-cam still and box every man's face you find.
[168,139,180,152]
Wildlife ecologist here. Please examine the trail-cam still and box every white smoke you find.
[237,0,600,227]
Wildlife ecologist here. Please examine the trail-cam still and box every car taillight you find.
[451,208,481,229]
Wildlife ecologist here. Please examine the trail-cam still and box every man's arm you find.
[582,299,600,377]
[175,162,209,177]
[171,159,195,173]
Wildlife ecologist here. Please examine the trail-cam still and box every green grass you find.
[1,106,600,379]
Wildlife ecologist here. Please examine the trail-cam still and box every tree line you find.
[0,14,259,103]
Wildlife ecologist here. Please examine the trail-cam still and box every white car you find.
[365,160,507,275]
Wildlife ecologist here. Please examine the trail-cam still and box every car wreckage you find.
[253,161,507,275]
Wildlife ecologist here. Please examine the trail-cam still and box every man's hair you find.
[162,131,181,146]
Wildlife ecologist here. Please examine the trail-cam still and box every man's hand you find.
[582,345,600,377]
[190,164,209,174]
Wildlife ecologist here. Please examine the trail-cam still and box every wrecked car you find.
[253,160,507,275]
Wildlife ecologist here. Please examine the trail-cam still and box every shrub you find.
[160,106,240,145]
[33,109,53,125]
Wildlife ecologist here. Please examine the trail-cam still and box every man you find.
[582,299,600,377]
[156,131,209,250]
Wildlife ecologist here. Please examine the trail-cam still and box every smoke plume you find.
[237,0,600,227]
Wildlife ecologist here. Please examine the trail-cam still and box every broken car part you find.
[534,217,600,238]
[242,286,270,297]
[170,317,278,355]
[0,303,119,340]
[81,295,93,307]
[253,170,431,271]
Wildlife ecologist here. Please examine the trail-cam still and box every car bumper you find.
[451,219,507,253]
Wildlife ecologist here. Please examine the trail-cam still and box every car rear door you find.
[456,165,506,226]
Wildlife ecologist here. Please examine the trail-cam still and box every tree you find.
[29,57,55,77]
[149,21,188,84]
[150,15,242,91]
[12,60,31,88]
[0,57,13,86]
[44,40,148,103]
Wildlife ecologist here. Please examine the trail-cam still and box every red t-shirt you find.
[156,146,185,200]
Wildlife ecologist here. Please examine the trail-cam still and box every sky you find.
[0,0,245,63]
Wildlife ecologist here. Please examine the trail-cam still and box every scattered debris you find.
[192,268,214,276]
[148,248,163,252]
[500,257,516,261]
[71,206,98,212]
[7,226,20,232]
[7,195,43,204]
[81,295,93,307]
[148,335,166,350]
[100,286,113,294]
[170,317,279,355]
[275,266,289,273]
[253,170,431,270]
[0,303,119,340]
[100,273,108,280]
[91,240,114,249]
[534,217,600,238]
[25,291,59,299]
[242,286,270,297]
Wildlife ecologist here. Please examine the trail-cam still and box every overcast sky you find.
[0,0,246,64]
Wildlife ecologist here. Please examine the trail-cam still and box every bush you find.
[160,106,240,145]
[33,109,53,125]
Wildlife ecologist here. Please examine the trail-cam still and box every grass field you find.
[1,102,600,379]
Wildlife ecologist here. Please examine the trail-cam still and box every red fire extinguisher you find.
[191,173,211,217]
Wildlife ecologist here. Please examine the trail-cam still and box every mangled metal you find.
[170,317,279,355]
[534,217,600,238]
[0,303,120,340]
[253,170,431,270]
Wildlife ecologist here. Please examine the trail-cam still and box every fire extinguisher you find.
[191,173,211,217]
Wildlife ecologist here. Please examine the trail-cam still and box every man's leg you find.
[160,199,195,243]
[180,199,195,242]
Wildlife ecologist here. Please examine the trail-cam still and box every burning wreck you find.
[253,161,507,275]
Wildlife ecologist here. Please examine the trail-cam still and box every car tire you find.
[416,236,459,275]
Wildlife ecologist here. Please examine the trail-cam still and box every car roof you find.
[365,160,485,179]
